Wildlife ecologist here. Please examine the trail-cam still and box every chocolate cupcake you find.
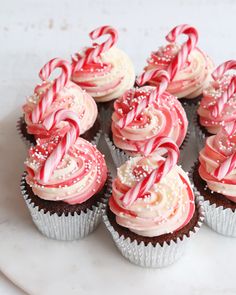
[192,123,236,237]
[21,134,110,241]
[71,25,135,130]
[18,58,102,148]
[196,60,236,152]
[139,24,214,122]
[103,137,204,267]
[105,86,189,167]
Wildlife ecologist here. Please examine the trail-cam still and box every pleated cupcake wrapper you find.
[20,172,112,241]
[103,197,204,268]
[105,132,190,169]
[104,134,129,168]
[193,113,207,153]
[189,164,236,237]
[16,116,102,149]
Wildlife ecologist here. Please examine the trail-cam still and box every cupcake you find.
[138,24,214,120]
[104,137,204,267]
[105,83,188,166]
[192,122,236,237]
[196,60,236,151]
[21,109,110,240]
[71,25,135,117]
[17,58,101,147]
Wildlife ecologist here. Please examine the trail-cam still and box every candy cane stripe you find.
[32,58,72,124]
[121,137,179,207]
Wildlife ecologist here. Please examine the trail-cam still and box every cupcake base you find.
[194,114,212,152]
[17,116,102,148]
[21,172,112,240]
[180,95,202,125]
[103,199,204,268]
[192,162,236,237]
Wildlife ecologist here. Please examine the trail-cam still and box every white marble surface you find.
[1,0,236,294]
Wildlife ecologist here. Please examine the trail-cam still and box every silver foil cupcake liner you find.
[190,165,236,237]
[17,116,102,149]
[104,134,129,168]
[20,172,112,241]
[105,132,190,169]
[103,197,204,268]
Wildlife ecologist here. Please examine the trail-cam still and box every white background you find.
[1,0,236,294]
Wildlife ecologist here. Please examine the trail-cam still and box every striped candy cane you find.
[166,24,198,80]
[116,70,170,128]
[213,121,236,180]
[211,60,236,117]
[37,109,80,183]
[121,137,179,207]
[73,25,118,72]
[31,58,72,124]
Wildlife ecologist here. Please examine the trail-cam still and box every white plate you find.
[1,130,236,295]
[1,1,236,294]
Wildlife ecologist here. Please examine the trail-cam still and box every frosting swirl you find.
[72,47,135,102]
[198,75,236,134]
[109,154,195,237]
[144,43,214,99]
[199,126,236,202]
[23,81,98,138]
[111,86,188,155]
[25,137,107,204]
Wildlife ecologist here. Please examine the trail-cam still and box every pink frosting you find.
[111,86,188,155]
[23,81,98,139]
[199,127,236,202]
[25,137,107,204]
[144,43,214,99]
[72,47,135,102]
[109,154,195,237]
[198,75,236,134]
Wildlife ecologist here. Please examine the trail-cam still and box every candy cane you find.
[116,70,170,128]
[213,121,236,180]
[31,58,72,124]
[223,120,236,137]
[121,137,179,207]
[211,60,236,117]
[166,24,198,80]
[37,109,80,183]
[213,152,236,180]
[73,26,118,72]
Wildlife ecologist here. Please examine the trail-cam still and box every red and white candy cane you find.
[211,60,236,117]
[37,109,80,183]
[73,25,118,72]
[213,121,236,180]
[166,24,198,80]
[121,137,179,207]
[117,70,170,129]
[31,58,72,124]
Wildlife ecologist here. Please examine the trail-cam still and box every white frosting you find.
[110,154,195,237]
[72,47,135,102]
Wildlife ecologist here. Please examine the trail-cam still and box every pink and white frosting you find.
[198,75,236,134]
[111,86,188,155]
[199,124,236,202]
[25,137,107,204]
[144,43,214,99]
[72,47,135,102]
[23,81,98,139]
[109,153,195,237]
